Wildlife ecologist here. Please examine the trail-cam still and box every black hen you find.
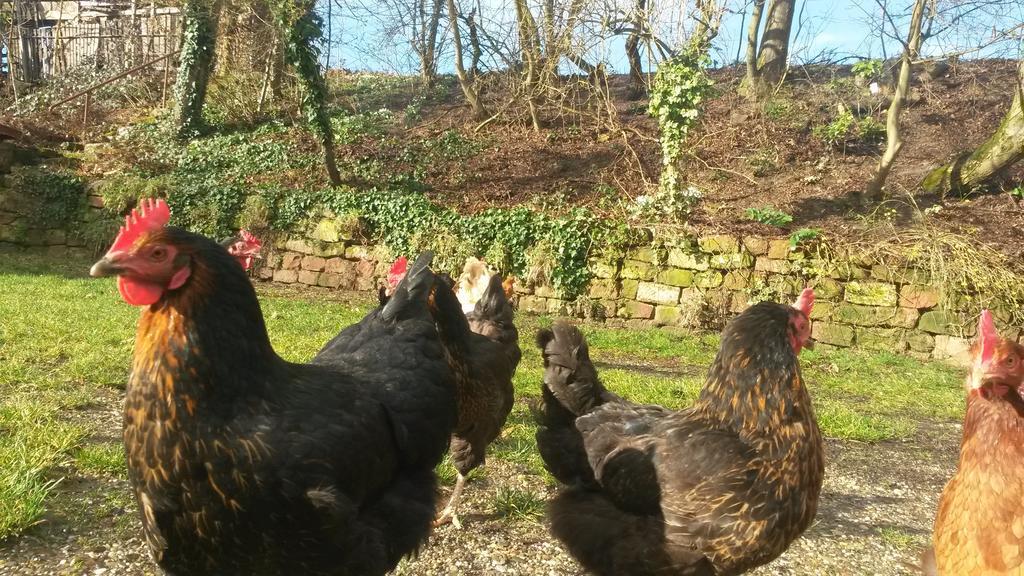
[92,200,456,576]
[533,291,823,576]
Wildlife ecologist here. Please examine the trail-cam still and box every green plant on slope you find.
[815,109,886,148]
[852,59,884,81]
[789,228,821,247]
[648,53,713,197]
[745,206,793,227]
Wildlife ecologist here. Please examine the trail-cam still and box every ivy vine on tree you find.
[647,52,713,195]
[269,0,342,186]
[174,0,218,139]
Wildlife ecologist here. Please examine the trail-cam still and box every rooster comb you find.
[108,198,170,253]
[793,287,815,317]
[390,256,408,276]
[978,309,997,365]
[239,229,260,245]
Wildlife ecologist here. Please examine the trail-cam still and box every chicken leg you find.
[433,472,466,529]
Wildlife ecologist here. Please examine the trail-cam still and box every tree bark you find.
[418,0,442,86]
[922,60,1024,197]
[514,0,542,131]
[446,0,488,119]
[15,1,44,82]
[625,0,646,95]
[742,0,765,95]
[865,0,928,199]
[464,8,482,81]
[754,0,796,86]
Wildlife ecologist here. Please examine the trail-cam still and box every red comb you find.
[978,309,997,365]
[239,229,260,246]
[107,198,170,254]
[387,257,408,288]
[793,287,815,317]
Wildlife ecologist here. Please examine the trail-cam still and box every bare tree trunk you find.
[755,0,795,86]
[922,59,1024,197]
[625,0,646,96]
[742,0,765,95]
[514,0,542,131]
[257,32,280,115]
[541,0,585,83]
[130,0,139,66]
[418,0,442,86]
[15,1,43,82]
[866,0,928,199]
[463,8,482,81]
[446,0,488,119]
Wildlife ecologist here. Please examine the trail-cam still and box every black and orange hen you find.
[90,199,457,576]
[533,290,823,576]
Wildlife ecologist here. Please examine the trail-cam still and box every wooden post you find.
[83,91,91,124]
[162,56,170,106]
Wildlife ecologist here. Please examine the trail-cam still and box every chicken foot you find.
[433,472,466,529]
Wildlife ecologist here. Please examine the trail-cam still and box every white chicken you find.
[455,257,492,313]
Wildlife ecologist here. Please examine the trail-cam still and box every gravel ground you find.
[0,388,959,576]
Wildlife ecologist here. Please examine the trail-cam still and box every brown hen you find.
[533,290,823,575]
[926,310,1024,575]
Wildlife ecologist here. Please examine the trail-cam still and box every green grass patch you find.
[877,526,919,550]
[492,486,546,522]
[74,443,127,477]
[0,401,88,540]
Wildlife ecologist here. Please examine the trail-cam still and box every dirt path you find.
[0,383,958,576]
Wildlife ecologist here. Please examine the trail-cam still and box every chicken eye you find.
[1007,356,1019,368]
[150,247,168,261]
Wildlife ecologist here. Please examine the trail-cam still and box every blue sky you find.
[320,0,1023,73]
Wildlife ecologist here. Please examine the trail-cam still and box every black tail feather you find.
[468,273,521,369]
[535,321,609,417]
[533,320,617,486]
[381,252,434,322]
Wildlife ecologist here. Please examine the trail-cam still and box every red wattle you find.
[118,277,165,306]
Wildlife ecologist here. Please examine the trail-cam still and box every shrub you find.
[789,228,822,247]
[852,59,884,81]
[629,185,703,224]
[745,207,793,227]
[814,110,886,149]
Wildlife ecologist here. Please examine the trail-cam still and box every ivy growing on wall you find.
[269,0,342,185]
[174,0,218,139]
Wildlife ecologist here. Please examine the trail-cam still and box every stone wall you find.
[261,231,1013,366]
[257,234,382,293]
[3,182,1011,367]
[0,188,99,259]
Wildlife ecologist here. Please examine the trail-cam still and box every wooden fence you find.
[8,11,180,82]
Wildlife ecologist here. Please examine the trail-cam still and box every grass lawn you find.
[0,251,965,542]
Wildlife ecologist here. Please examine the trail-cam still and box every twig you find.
[688,153,759,186]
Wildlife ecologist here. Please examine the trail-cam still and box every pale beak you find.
[90,255,124,277]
